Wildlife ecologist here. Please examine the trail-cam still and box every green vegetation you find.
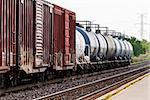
[132,53,150,63]
[129,37,150,63]
[129,37,150,57]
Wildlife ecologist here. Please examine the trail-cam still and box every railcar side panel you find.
[20,0,35,73]
[64,10,70,65]
[53,5,64,70]
[43,4,53,66]
[69,12,76,64]
[20,0,53,73]
[0,0,16,73]
[0,0,2,69]
[0,0,1,68]
[53,5,76,70]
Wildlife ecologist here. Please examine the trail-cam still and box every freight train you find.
[0,0,133,88]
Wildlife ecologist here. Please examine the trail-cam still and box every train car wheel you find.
[39,73,45,82]
[66,70,73,77]
[77,65,83,75]
[9,72,18,87]
[0,74,5,88]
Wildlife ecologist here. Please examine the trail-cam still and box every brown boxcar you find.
[19,0,53,74]
[53,5,76,70]
[0,0,17,73]
[0,0,76,74]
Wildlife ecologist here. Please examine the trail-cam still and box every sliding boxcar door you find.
[43,4,53,67]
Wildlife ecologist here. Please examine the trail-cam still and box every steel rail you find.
[76,70,149,100]
[33,65,149,100]
[0,60,149,98]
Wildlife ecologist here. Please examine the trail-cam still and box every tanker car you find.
[76,25,133,70]
[0,0,133,88]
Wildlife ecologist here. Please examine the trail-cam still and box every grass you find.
[132,53,150,63]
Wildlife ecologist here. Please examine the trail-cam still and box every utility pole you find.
[140,14,144,40]
[136,13,148,40]
[149,33,150,41]
[149,25,150,42]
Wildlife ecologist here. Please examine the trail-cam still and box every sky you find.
[47,0,150,41]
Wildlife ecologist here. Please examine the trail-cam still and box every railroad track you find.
[33,65,149,100]
[77,69,149,100]
[0,60,149,100]
[0,65,130,96]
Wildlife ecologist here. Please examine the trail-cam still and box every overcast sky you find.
[48,0,150,41]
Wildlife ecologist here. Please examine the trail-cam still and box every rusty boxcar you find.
[0,0,76,87]
[53,5,76,70]
[19,0,54,74]
[0,0,76,75]
[19,1,76,73]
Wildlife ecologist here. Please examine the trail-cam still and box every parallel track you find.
[77,69,149,100]
[0,60,149,99]
[33,65,149,100]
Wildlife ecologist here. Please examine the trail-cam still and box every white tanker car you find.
[76,26,133,69]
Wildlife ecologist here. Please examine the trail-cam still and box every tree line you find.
[129,37,150,56]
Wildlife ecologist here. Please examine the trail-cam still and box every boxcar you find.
[0,0,76,87]
[18,0,54,74]
[0,0,76,74]
[53,5,76,70]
